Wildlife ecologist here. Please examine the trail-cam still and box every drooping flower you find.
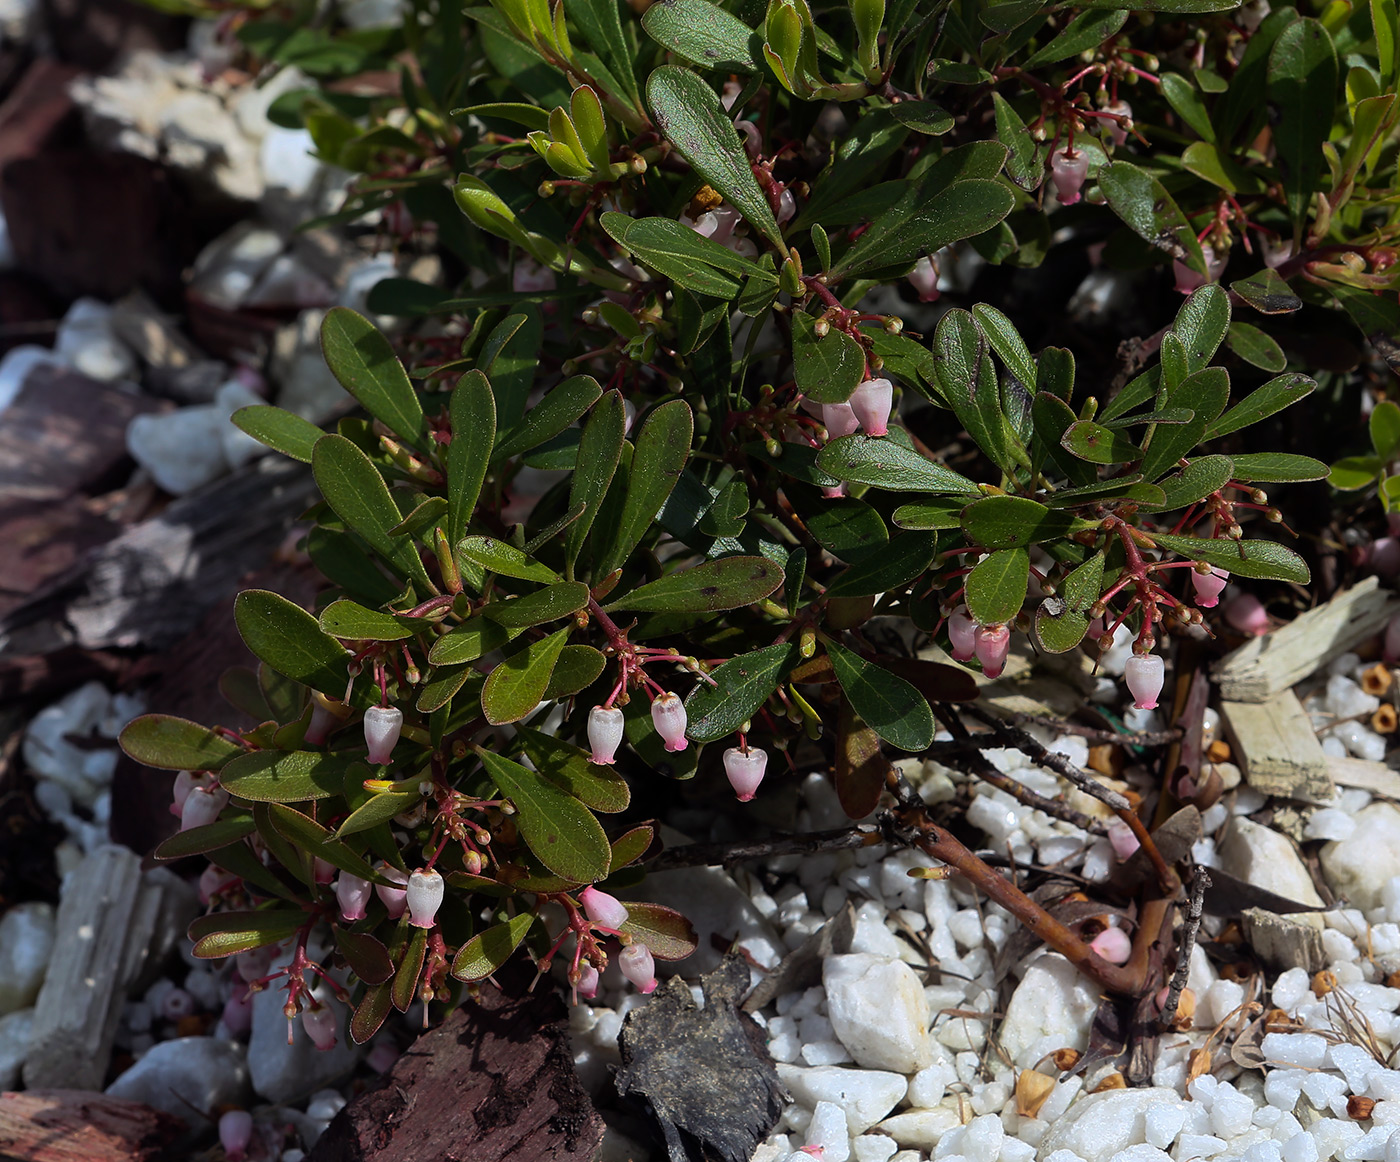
[723,746,768,802]
[219,1111,254,1162]
[375,865,410,919]
[822,401,860,440]
[619,942,658,994]
[908,255,940,302]
[363,706,403,766]
[580,885,629,930]
[1223,592,1269,637]
[301,1002,338,1051]
[1090,926,1132,965]
[974,624,1011,679]
[180,784,229,831]
[587,705,626,765]
[1104,99,1132,147]
[1124,652,1165,710]
[1191,565,1229,608]
[848,377,893,437]
[575,963,601,1000]
[651,692,688,752]
[1050,147,1089,205]
[336,873,371,922]
[406,868,445,929]
[948,606,977,662]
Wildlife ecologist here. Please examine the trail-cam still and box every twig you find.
[645,823,882,872]
[1158,864,1210,1031]
[998,709,1181,747]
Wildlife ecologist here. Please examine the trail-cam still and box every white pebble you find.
[1306,808,1358,842]
[806,1101,852,1162]
[1145,1102,1186,1149]
[1325,674,1381,720]
[1262,1032,1328,1070]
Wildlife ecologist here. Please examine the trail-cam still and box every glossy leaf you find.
[835,179,1014,279]
[606,556,783,613]
[517,725,630,813]
[791,310,866,404]
[1150,533,1310,583]
[602,212,767,288]
[1226,323,1287,372]
[1061,421,1142,465]
[266,803,384,883]
[972,303,1036,390]
[826,640,935,752]
[457,536,560,582]
[482,582,589,628]
[350,983,393,1045]
[1330,456,1382,490]
[542,645,607,700]
[153,816,257,860]
[231,405,323,464]
[1208,373,1315,439]
[595,399,694,578]
[825,532,938,597]
[120,714,244,771]
[1268,19,1337,229]
[1156,455,1234,509]
[452,913,535,981]
[336,787,421,837]
[481,625,572,724]
[931,310,1020,473]
[617,901,699,961]
[319,600,428,642]
[1171,285,1231,372]
[1226,453,1329,482]
[427,615,514,665]
[891,498,965,530]
[816,433,978,494]
[335,928,393,985]
[220,750,356,802]
[493,375,601,464]
[1231,268,1302,315]
[965,547,1030,627]
[1373,400,1400,461]
[392,927,427,1012]
[1034,552,1104,653]
[835,702,889,819]
[641,0,762,71]
[565,390,627,571]
[684,642,799,742]
[235,590,349,699]
[447,370,496,545]
[189,909,307,959]
[320,308,424,442]
[1024,7,1127,65]
[961,496,1080,549]
[1098,161,1206,275]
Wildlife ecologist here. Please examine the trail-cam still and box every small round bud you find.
[581,885,630,930]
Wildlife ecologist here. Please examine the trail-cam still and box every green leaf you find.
[481,625,572,724]
[972,303,1037,389]
[482,582,589,628]
[335,928,393,985]
[1150,533,1310,583]
[388,497,449,539]
[891,498,966,530]
[1373,400,1400,461]
[1268,18,1338,230]
[1156,455,1235,508]
[826,640,935,752]
[458,536,560,582]
[477,747,611,881]
[336,787,421,837]
[965,547,1031,626]
[617,901,698,961]
[427,615,515,666]
[393,927,427,1012]
[189,910,307,959]
[791,311,866,404]
[1171,284,1231,372]
[825,532,938,598]
[517,725,629,812]
[492,375,601,464]
[887,101,955,135]
[319,600,428,642]
[566,391,627,572]
[305,526,403,608]
[991,94,1043,191]
[595,399,694,577]
[931,309,1018,473]
[1207,372,1315,439]
[683,642,798,743]
[481,309,543,431]
[452,913,535,981]
[605,556,783,613]
[1076,0,1240,11]
[235,590,349,699]
[320,307,424,442]
[1180,141,1266,195]
[601,212,767,296]
[1161,73,1215,142]
[312,435,432,591]
[220,750,356,802]
[1330,454,1383,489]
[1023,7,1127,65]
[647,66,782,250]
[1033,552,1104,653]
[960,495,1080,549]
[807,497,888,561]
[153,815,258,860]
[456,101,551,130]
[447,370,496,545]
[1226,322,1287,372]
[120,714,243,771]
[1227,452,1329,482]
[1098,161,1206,274]
[567,0,641,107]
[1061,421,1143,465]
[816,433,978,494]
[1042,480,1165,508]
[266,802,384,884]
[231,406,323,463]
[542,645,607,700]
[641,0,762,71]
[1231,268,1303,315]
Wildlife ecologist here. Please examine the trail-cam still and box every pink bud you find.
[1085,615,1106,640]
[848,377,893,437]
[1104,99,1131,146]
[336,873,372,922]
[180,785,229,831]
[376,865,409,918]
[314,858,336,885]
[619,943,657,994]
[198,864,230,905]
[1174,243,1227,294]
[821,483,847,499]
[1107,819,1140,861]
[364,706,403,765]
[723,746,768,802]
[1050,147,1088,205]
[576,963,600,1000]
[301,1002,338,1051]
[948,606,977,662]
[587,705,625,765]
[171,769,211,816]
[1191,565,1228,608]
[822,401,860,440]
[406,868,444,928]
[1372,537,1400,581]
[1090,926,1132,964]
[974,624,1011,679]
[580,885,629,930]
[222,988,253,1037]
[1124,653,1164,710]
[235,944,276,984]
[651,692,688,752]
[908,255,940,302]
[219,1110,254,1162]
[304,700,338,746]
[1224,593,1269,637]
[777,187,797,225]
[1385,614,1400,664]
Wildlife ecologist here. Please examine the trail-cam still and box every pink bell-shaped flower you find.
[406,868,445,929]
[1050,147,1088,205]
[1224,592,1269,637]
[1386,614,1400,664]
[1174,243,1227,294]
[199,864,229,906]
[651,692,688,752]
[336,873,372,922]
[180,784,229,831]
[1124,652,1164,710]
[575,963,600,1000]
[313,857,335,885]
[580,885,629,930]
[848,377,893,437]
[235,944,275,984]
[1090,926,1132,965]
[218,1110,254,1162]
[1106,819,1140,861]
[908,255,940,302]
[221,988,253,1037]
[587,705,625,765]
[822,483,847,499]
[363,706,403,765]
[723,746,768,802]
[948,606,977,662]
[822,401,860,440]
[375,865,409,919]
[171,769,212,816]
[1191,565,1228,608]
[1104,99,1132,146]
[619,942,658,994]
[974,624,1011,679]
[301,1002,338,1051]
[304,695,345,746]
[777,187,797,225]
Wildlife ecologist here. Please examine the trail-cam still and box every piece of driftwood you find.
[1218,692,1333,801]
[1213,579,1400,703]
[743,903,855,1013]
[1241,908,1327,973]
[307,970,600,1162]
[1327,753,1400,798]
[23,846,164,1090]
[0,1090,181,1162]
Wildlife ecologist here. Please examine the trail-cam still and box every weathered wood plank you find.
[0,1090,180,1162]
[1241,908,1326,974]
[1218,691,1333,801]
[1327,753,1400,798]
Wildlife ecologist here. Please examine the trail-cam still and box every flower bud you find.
[848,377,893,437]
[587,705,626,765]
[219,1110,254,1162]
[948,606,977,662]
[777,187,797,225]
[313,857,336,885]
[171,769,211,816]
[1223,592,1269,637]
[406,868,445,928]
[908,254,940,302]
[1090,926,1132,964]
[1124,652,1164,710]
[1105,99,1132,146]
[336,873,372,922]
[376,865,410,918]
[180,784,229,831]
[301,1002,338,1051]
[822,401,860,440]
[1050,147,1088,205]
[364,706,404,765]
[1191,565,1228,608]
[580,885,629,930]
[576,963,600,1000]
[1106,819,1140,861]
[199,864,228,905]
[619,942,658,994]
[974,623,1011,679]
[723,746,768,802]
[651,691,688,752]
[304,695,345,746]
[1372,536,1400,581]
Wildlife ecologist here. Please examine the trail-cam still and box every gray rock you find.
[634,862,784,976]
[272,309,349,424]
[106,1036,249,1125]
[0,903,54,1015]
[126,405,231,495]
[248,955,361,1102]
[0,1008,34,1089]
[1217,816,1324,917]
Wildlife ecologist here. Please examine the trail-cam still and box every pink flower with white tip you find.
[1224,592,1269,637]
[587,705,625,765]
[171,769,211,816]
[1124,652,1164,710]
[619,942,658,994]
[679,207,757,259]
[1104,99,1132,147]
[301,1002,338,1051]
[651,691,688,752]
[1191,565,1228,608]
[575,963,600,1000]
[948,606,977,662]
[581,885,629,930]
[336,873,371,922]
[406,868,444,929]
[974,624,1011,679]
[723,746,768,802]
[1173,243,1227,294]
[180,784,229,831]
[848,377,893,437]
[219,1110,254,1162]
[1050,147,1089,205]
[822,401,860,440]
[376,865,410,918]
[363,706,403,766]
[908,255,940,302]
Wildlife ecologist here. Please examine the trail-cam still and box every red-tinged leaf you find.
[153,816,257,860]
[350,982,393,1045]
[835,702,886,820]
[451,913,535,982]
[393,925,428,1012]
[188,909,306,959]
[119,714,243,771]
[618,901,698,962]
[610,824,657,870]
[335,927,394,985]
